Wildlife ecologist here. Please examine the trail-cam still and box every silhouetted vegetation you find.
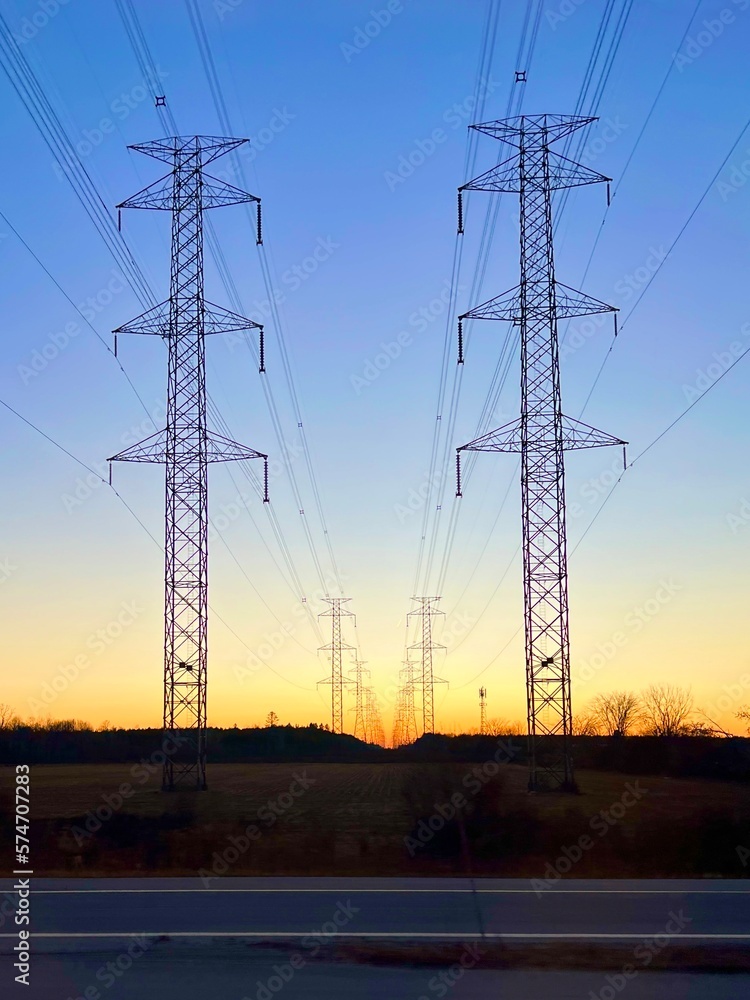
[1,722,749,783]
[0,722,387,765]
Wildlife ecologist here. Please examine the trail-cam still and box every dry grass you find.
[4,762,749,877]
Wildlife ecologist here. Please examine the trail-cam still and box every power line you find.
[2,7,326,656]
[109,1,329,643]
[5,189,318,637]
[115,0,339,642]
[413,0,542,602]
[614,0,703,199]
[0,393,315,692]
[559,0,705,349]
[580,113,750,418]
[579,339,750,546]
[0,14,155,307]
[0,208,151,421]
[182,0,346,598]
[456,336,750,691]
[0,396,109,482]
[412,2,674,714]
[421,0,634,606]
[410,0,506,595]
[424,0,627,613]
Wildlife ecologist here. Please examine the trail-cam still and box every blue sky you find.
[2,0,750,735]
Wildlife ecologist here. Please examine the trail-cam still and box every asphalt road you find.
[2,948,749,1000]
[1,879,748,999]
[0,877,748,941]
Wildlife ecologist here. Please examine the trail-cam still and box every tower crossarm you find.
[469,114,598,146]
[457,415,626,456]
[118,173,259,213]
[460,282,616,326]
[115,300,262,338]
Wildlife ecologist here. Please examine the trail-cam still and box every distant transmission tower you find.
[391,689,405,747]
[479,687,487,735]
[398,660,419,744]
[364,687,385,746]
[318,598,356,734]
[456,116,626,792]
[110,136,268,791]
[408,598,447,734]
[349,659,369,740]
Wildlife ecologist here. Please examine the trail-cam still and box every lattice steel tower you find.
[408,598,447,735]
[349,659,369,741]
[479,687,487,735]
[396,659,419,745]
[364,688,385,746]
[109,136,268,791]
[317,598,356,734]
[391,686,406,748]
[456,116,625,791]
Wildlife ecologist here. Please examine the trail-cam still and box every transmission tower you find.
[109,136,268,791]
[408,598,447,735]
[349,659,369,741]
[364,687,385,746]
[456,115,626,792]
[479,687,487,735]
[391,690,404,747]
[317,598,356,734]
[397,659,420,744]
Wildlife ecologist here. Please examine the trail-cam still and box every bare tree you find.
[265,711,279,728]
[697,709,732,738]
[641,684,693,736]
[738,707,750,734]
[681,720,720,737]
[46,719,92,732]
[588,691,643,736]
[0,704,19,729]
[572,707,601,736]
[485,717,524,737]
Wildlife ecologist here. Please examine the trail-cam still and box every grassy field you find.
[4,762,749,878]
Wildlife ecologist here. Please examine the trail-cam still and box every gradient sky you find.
[2,0,750,739]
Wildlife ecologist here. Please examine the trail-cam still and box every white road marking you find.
[13,888,750,895]
[0,932,749,940]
